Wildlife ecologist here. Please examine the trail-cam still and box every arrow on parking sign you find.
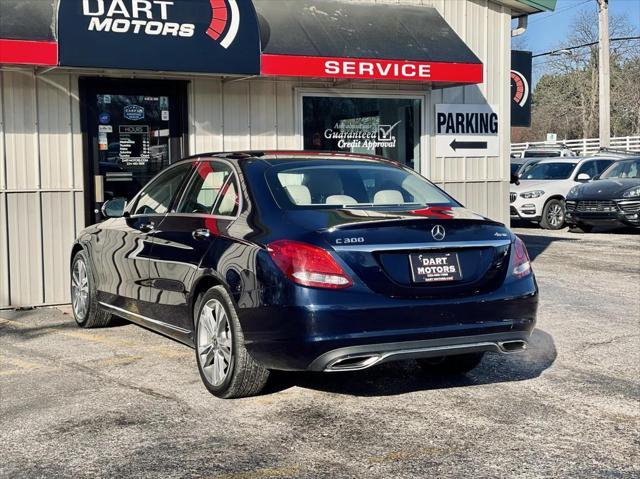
[449,139,488,151]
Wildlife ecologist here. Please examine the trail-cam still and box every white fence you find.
[511,136,640,156]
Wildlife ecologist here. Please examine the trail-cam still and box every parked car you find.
[566,156,640,232]
[511,158,544,180]
[510,157,615,229]
[520,144,577,158]
[71,151,538,398]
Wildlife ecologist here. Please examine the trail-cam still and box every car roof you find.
[535,157,586,165]
[182,150,400,165]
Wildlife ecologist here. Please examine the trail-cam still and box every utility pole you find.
[597,0,611,147]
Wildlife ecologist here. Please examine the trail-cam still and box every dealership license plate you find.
[409,252,463,283]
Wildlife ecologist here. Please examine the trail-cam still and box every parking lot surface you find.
[1,227,639,479]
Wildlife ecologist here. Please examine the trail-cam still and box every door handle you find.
[139,221,155,233]
[192,228,211,240]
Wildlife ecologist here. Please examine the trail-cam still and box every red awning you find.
[255,0,483,84]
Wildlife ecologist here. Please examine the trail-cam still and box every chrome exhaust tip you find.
[325,355,381,372]
[498,340,528,353]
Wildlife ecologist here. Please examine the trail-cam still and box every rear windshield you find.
[266,161,457,210]
[521,162,577,180]
[600,158,640,179]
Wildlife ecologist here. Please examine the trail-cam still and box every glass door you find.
[80,78,188,224]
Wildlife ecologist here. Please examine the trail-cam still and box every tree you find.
[515,8,639,142]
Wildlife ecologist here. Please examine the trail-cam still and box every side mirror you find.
[510,173,520,185]
[576,173,591,182]
[101,198,127,218]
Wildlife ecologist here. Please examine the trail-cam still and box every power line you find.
[532,36,640,57]
[527,0,591,24]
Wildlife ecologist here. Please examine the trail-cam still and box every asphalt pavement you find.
[1,226,639,478]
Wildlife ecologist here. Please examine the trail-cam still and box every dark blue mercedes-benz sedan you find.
[70,152,538,398]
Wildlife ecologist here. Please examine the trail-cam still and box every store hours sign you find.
[58,0,261,74]
[435,104,500,157]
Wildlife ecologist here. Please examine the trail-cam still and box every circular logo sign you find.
[98,112,111,124]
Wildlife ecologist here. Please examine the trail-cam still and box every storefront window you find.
[302,95,422,170]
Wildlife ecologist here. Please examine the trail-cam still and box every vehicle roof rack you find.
[525,143,571,149]
[592,147,639,156]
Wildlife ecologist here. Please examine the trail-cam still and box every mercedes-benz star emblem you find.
[431,225,446,241]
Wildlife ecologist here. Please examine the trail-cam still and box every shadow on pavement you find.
[0,309,129,341]
[515,234,579,261]
[263,328,556,397]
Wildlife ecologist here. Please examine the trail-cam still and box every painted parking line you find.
[0,353,53,376]
[0,317,191,359]
[212,465,301,479]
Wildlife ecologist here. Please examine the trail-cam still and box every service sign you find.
[58,0,261,74]
[435,104,500,157]
[511,50,533,127]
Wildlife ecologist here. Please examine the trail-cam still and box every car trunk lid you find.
[285,207,513,299]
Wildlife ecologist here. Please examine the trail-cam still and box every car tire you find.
[194,286,269,399]
[70,249,113,328]
[540,199,566,230]
[417,352,485,375]
[569,223,593,233]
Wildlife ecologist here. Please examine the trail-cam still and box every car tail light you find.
[511,236,531,278]
[267,240,352,289]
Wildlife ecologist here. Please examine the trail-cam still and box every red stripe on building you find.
[0,39,58,66]
[261,54,483,84]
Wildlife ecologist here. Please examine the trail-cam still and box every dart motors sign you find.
[435,104,500,157]
[58,0,261,74]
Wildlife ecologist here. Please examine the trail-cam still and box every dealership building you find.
[0,0,555,308]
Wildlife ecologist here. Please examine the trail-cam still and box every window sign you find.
[303,96,422,170]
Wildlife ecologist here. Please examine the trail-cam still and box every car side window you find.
[576,161,597,179]
[177,161,238,216]
[595,160,613,175]
[131,163,192,216]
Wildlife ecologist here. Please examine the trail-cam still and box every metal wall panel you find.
[42,192,75,303]
[276,81,298,150]
[69,74,84,190]
[191,78,224,154]
[37,74,74,189]
[222,81,251,152]
[249,81,278,150]
[3,71,39,191]
[6,192,43,306]
[0,193,9,306]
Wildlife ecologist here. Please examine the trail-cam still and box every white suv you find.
[510,157,615,229]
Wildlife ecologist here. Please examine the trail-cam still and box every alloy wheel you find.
[197,299,233,387]
[547,203,564,228]
[71,258,89,321]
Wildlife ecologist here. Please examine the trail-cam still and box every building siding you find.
[0,0,512,308]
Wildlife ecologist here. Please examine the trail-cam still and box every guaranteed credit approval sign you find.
[435,104,500,157]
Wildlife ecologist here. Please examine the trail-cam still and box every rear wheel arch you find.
[190,275,231,325]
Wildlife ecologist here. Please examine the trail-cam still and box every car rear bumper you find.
[239,279,538,371]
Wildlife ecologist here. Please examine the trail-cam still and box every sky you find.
[512,0,640,82]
